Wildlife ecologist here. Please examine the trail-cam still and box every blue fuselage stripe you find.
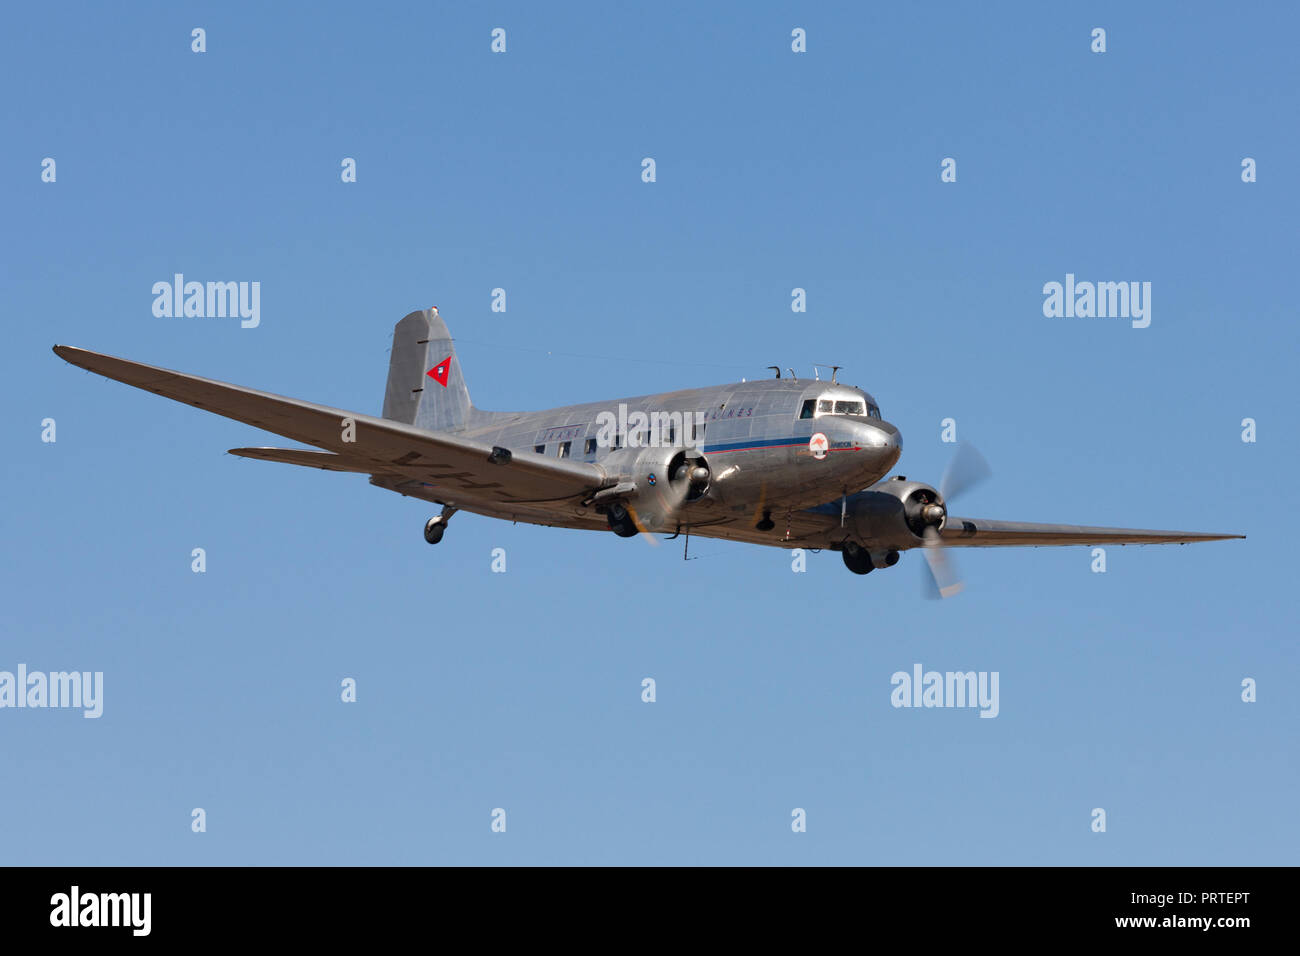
[703,436,806,454]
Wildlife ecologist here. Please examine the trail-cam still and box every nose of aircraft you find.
[855,419,902,469]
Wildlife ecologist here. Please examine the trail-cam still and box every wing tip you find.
[53,344,91,366]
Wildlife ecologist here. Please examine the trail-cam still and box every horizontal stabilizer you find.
[228,447,374,473]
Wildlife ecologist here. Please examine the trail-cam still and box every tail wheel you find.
[424,517,446,545]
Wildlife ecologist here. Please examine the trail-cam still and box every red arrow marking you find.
[427,358,451,387]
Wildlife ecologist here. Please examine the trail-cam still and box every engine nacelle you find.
[849,476,947,549]
[598,445,711,531]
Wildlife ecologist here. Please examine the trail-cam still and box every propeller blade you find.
[626,505,660,546]
[635,472,692,546]
[751,480,768,527]
[921,527,964,599]
[940,442,991,503]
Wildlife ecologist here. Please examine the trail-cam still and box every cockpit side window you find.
[817,399,833,414]
[867,404,881,420]
[799,399,816,420]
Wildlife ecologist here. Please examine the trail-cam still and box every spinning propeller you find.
[919,442,991,599]
[630,451,710,545]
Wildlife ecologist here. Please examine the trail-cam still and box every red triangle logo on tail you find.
[427,358,451,387]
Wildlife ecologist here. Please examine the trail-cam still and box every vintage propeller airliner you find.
[54,307,1243,596]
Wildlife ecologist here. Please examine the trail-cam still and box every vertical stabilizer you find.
[382,307,472,431]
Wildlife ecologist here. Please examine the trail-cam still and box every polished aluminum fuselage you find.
[371,378,901,543]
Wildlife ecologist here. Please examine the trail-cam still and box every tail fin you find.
[382,307,473,431]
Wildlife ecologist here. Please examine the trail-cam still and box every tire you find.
[841,546,874,575]
[607,506,639,538]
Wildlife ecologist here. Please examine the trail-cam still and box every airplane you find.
[53,306,1244,596]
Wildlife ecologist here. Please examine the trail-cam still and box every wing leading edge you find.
[53,345,612,504]
[938,516,1244,548]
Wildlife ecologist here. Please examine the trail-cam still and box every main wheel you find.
[606,505,639,538]
[841,545,874,575]
[424,517,446,545]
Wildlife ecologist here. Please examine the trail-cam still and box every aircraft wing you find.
[53,345,612,503]
[938,516,1244,547]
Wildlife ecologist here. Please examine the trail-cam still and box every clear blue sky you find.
[4,1,1295,864]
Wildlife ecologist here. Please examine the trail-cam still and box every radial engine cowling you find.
[849,478,949,549]
[603,445,711,531]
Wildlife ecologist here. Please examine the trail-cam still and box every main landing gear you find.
[606,503,639,538]
[841,543,874,575]
[423,505,458,545]
[841,543,900,576]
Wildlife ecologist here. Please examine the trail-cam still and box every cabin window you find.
[534,444,546,454]
[667,423,676,444]
[612,432,622,450]
[585,437,597,455]
[558,441,571,458]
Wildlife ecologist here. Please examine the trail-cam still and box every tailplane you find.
[382,307,473,431]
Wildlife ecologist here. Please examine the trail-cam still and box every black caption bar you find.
[0,866,1282,942]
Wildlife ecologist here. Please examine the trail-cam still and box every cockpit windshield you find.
[799,396,881,420]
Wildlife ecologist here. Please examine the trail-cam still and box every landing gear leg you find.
[424,505,458,545]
